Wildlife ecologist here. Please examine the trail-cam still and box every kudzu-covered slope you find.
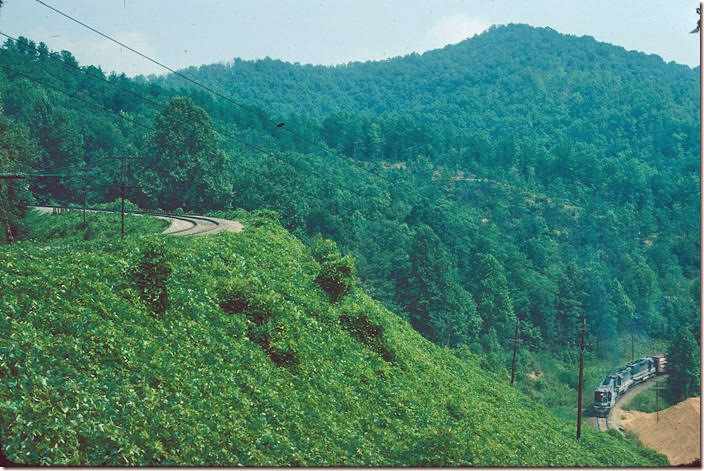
[0,210,666,466]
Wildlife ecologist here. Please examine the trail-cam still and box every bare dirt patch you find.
[526,371,543,380]
[619,397,700,466]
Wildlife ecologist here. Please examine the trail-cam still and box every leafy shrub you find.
[133,237,171,317]
[251,209,280,227]
[479,352,506,376]
[445,399,465,420]
[94,199,140,212]
[340,311,394,362]
[20,210,167,242]
[218,277,298,368]
[308,234,338,263]
[316,254,356,302]
[219,278,261,315]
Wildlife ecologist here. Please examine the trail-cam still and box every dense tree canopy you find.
[666,326,700,403]
[0,103,39,242]
[140,96,233,211]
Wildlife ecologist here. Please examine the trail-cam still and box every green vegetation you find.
[666,326,701,403]
[1,26,697,359]
[19,209,167,242]
[0,104,39,243]
[133,237,172,317]
[139,96,233,212]
[515,336,669,422]
[0,210,667,466]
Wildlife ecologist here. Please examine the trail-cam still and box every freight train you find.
[592,354,667,417]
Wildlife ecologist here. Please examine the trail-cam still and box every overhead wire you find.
[32,0,361,163]
[0,50,321,198]
[1,63,152,133]
[33,0,289,131]
[0,33,279,164]
[2,20,388,203]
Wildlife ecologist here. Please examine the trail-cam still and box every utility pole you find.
[510,317,521,385]
[82,182,87,225]
[120,155,126,238]
[631,326,635,362]
[654,384,666,423]
[576,318,587,440]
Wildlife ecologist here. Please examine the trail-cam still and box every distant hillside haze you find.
[155,23,698,156]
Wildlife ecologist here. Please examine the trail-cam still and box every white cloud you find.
[425,14,488,50]
[28,28,164,77]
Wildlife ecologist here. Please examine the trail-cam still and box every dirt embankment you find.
[617,397,700,466]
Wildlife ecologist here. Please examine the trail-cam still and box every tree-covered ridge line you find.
[0,21,698,413]
[155,24,698,157]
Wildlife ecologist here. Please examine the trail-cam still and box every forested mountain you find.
[0,21,699,434]
[157,24,698,159]
[154,24,699,358]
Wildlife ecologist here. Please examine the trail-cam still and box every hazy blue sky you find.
[0,1,699,76]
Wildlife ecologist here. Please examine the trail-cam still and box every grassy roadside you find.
[18,209,168,242]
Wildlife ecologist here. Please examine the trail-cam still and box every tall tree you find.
[400,224,480,346]
[666,326,700,403]
[140,96,232,211]
[0,105,39,243]
[474,253,515,345]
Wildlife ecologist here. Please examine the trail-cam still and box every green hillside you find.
[0,211,666,466]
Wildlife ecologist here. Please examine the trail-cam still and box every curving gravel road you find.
[33,206,243,236]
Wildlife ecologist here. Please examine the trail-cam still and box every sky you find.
[0,0,699,77]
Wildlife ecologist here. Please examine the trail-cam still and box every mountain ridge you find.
[153,23,698,155]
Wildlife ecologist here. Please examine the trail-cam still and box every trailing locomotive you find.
[592,354,667,417]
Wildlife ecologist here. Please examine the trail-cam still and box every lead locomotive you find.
[592,354,667,417]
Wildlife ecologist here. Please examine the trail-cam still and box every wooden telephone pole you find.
[120,156,126,238]
[510,317,521,385]
[654,384,666,423]
[576,318,587,440]
[82,182,87,225]
[116,156,141,238]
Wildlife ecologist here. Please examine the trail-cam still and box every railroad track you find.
[32,206,243,236]
[595,416,609,432]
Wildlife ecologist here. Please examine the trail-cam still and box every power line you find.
[0,36,346,190]
[0,59,310,196]
[1,35,390,207]
[33,0,286,131]
[0,31,164,109]
[32,0,355,162]
[0,32,285,161]
[0,63,152,133]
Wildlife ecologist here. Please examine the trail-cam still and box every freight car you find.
[592,354,667,417]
